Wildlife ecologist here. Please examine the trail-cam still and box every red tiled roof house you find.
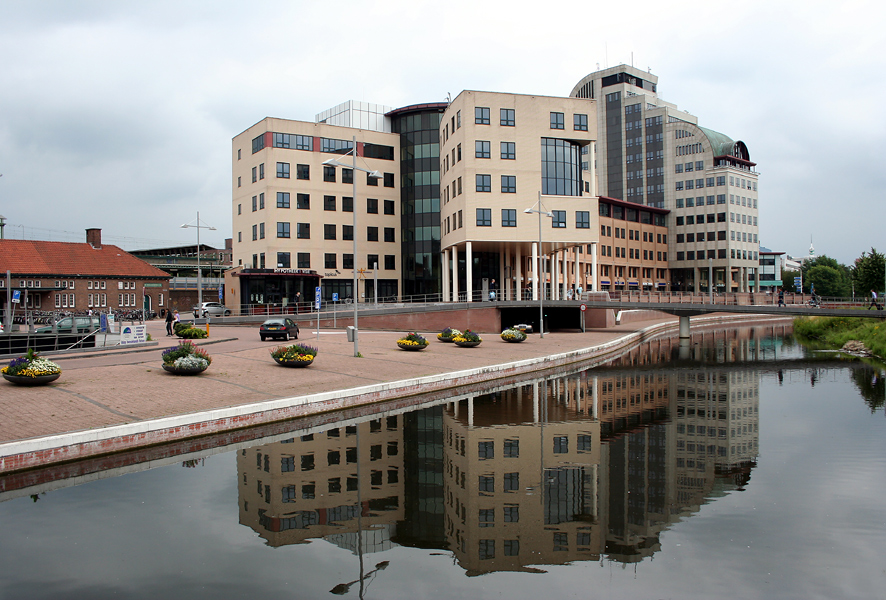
[0,229,171,321]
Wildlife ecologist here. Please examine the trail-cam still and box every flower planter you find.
[454,340,481,348]
[398,341,428,351]
[2,372,61,386]
[162,364,208,375]
[501,336,526,343]
[437,337,456,343]
[273,356,314,368]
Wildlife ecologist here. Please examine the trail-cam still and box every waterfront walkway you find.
[0,314,782,473]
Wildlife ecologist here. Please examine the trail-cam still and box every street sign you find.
[580,303,587,312]
[218,285,223,300]
[11,290,21,304]
[314,286,321,310]
[332,293,339,302]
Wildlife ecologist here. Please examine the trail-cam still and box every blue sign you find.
[332,293,339,302]
[11,290,21,304]
[314,286,321,310]
[218,285,223,300]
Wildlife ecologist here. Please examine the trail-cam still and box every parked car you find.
[35,316,102,333]
[192,302,231,318]
[259,318,299,341]
[511,323,534,333]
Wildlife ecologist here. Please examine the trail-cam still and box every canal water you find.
[1,325,885,599]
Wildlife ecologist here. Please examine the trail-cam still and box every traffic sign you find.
[314,286,321,310]
[332,293,339,302]
[580,303,587,312]
[11,290,21,304]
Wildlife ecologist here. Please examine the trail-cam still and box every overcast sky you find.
[1,0,883,264]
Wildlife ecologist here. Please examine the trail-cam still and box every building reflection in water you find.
[237,326,768,576]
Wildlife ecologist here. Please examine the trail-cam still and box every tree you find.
[852,248,885,297]
[782,268,801,292]
[800,254,851,296]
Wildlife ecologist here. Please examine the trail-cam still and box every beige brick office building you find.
[232,117,402,309]
[439,91,600,301]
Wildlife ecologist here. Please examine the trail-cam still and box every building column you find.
[499,250,506,301]
[552,251,559,301]
[591,242,598,292]
[515,245,522,301]
[442,248,450,302]
[532,242,539,301]
[466,241,473,303]
[562,250,569,297]
[452,246,459,302]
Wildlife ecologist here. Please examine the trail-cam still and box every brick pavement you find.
[1,317,682,446]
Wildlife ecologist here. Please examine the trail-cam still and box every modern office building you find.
[597,196,670,291]
[571,65,760,293]
[231,117,402,307]
[438,91,598,302]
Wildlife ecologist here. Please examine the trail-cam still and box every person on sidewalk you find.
[165,308,175,336]
[778,288,785,307]
[869,289,879,310]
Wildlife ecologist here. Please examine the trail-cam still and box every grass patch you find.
[794,316,886,357]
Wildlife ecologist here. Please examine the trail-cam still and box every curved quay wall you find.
[0,315,784,476]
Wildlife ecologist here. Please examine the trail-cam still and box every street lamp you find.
[524,193,553,338]
[322,136,382,357]
[181,211,216,313]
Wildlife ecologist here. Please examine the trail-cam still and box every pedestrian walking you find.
[778,288,785,307]
[165,307,175,336]
[869,289,880,310]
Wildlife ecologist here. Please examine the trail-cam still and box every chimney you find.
[86,228,102,249]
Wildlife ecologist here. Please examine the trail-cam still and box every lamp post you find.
[524,192,553,338]
[322,137,382,357]
[181,211,216,314]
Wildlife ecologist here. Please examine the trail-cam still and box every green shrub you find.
[794,316,886,357]
[177,327,208,339]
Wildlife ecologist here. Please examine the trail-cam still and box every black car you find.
[259,318,299,341]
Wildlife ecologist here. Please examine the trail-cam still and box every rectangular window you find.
[500,108,515,126]
[384,227,395,242]
[367,226,378,241]
[550,112,565,129]
[476,174,491,192]
[324,224,336,240]
[574,113,588,131]
[342,225,354,241]
[297,193,310,209]
[552,210,566,228]
[259,222,265,239]
[367,254,379,269]
[277,222,290,238]
[384,199,395,215]
[297,164,310,180]
[476,208,492,227]
[576,211,590,228]
[252,224,257,240]
[297,253,310,268]
[343,254,354,269]
[501,141,515,160]
[323,166,336,182]
[383,172,394,187]
[475,107,490,124]
[277,252,290,268]
[342,196,353,212]
[252,196,257,211]
[259,193,265,209]
[259,163,264,179]
[324,195,336,211]
[383,255,395,270]
[342,168,353,184]
[367,172,378,186]
[367,198,378,214]
[276,162,290,178]
[501,175,516,193]
[296,223,310,239]
[325,253,336,269]
[502,209,516,227]
[277,192,290,208]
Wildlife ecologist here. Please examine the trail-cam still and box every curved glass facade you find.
[541,138,583,196]
[391,107,445,297]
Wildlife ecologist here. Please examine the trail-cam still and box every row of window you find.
[675,213,728,225]
[245,193,397,215]
[675,249,759,261]
[246,223,397,242]
[600,227,667,244]
[675,161,705,173]
[475,174,517,193]
[51,292,158,309]
[597,246,668,262]
[676,178,723,191]
[271,252,396,271]
[675,195,728,208]
[469,209,591,229]
[241,162,395,188]
[730,213,758,226]
[474,140,516,160]
[676,231,728,243]
[3,280,141,290]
